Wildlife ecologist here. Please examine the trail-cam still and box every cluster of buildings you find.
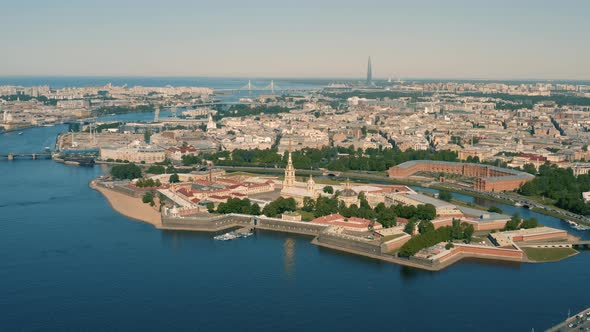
[0,83,213,131]
[388,81,590,97]
[388,160,535,192]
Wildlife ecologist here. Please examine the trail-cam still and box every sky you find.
[0,0,589,80]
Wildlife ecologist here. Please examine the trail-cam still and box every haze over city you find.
[1,0,589,79]
[3,1,590,331]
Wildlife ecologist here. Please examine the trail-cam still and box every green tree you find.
[169,173,180,183]
[158,192,166,211]
[111,163,142,180]
[522,163,537,175]
[487,206,503,214]
[418,220,435,234]
[403,221,415,234]
[142,191,154,205]
[415,204,437,221]
[181,155,202,166]
[438,190,452,202]
[521,217,539,229]
[504,213,522,231]
[146,165,166,174]
[206,202,215,213]
[463,223,475,243]
[323,186,334,194]
[302,197,315,212]
[376,207,397,228]
[451,218,463,239]
[262,197,297,217]
[249,203,261,216]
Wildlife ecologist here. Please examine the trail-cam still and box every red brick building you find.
[388,160,534,192]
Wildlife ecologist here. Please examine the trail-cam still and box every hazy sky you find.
[1,0,588,79]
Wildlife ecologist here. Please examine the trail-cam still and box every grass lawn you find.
[523,247,578,262]
[296,210,315,221]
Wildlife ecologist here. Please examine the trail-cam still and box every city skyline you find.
[1,0,589,80]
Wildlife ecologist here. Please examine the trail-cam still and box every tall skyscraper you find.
[366,56,373,86]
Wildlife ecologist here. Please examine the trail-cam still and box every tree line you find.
[398,218,474,257]
[519,164,590,215]
[181,146,458,173]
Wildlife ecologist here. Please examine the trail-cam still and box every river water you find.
[1,83,589,331]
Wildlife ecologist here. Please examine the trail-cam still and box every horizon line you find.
[0,74,589,83]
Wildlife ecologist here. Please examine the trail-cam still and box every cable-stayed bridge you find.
[238,80,282,93]
[214,80,298,94]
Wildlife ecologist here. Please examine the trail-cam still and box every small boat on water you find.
[18,132,23,135]
[561,219,590,231]
[214,231,253,241]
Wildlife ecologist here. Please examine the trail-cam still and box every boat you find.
[61,156,96,167]
[18,132,23,135]
[213,232,238,241]
[213,231,252,241]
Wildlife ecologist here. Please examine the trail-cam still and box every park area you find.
[522,247,578,262]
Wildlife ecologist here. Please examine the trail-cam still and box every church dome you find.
[340,188,357,197]
[340,178,357,197]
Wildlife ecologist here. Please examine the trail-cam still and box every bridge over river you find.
[0,152,52,161]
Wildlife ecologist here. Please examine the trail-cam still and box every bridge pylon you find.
[239,80,257,91]
[262,80,281,94]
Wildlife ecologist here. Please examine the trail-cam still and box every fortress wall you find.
[316,233,382,256]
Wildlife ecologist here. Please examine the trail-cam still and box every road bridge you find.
[0,153,52,161]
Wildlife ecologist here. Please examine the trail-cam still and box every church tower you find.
[306,174,315,194]
[206,113,216,132]
[284,140,295,188]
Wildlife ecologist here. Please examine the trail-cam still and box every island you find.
[91,149,587,271]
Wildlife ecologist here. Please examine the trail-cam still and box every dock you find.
[547,308,590,331]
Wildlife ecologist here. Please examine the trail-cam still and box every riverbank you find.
[90,180,162,228]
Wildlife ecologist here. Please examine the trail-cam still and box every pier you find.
[547,307,590,331]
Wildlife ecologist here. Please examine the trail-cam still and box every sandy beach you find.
[90,181,162,228]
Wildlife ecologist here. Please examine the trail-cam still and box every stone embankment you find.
[92,179,552,271]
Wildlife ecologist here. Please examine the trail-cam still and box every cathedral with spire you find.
[280,142,321,206]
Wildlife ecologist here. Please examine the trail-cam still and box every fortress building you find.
[388,160,534,192]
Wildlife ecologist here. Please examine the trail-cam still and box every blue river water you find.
[1,84,589,331]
